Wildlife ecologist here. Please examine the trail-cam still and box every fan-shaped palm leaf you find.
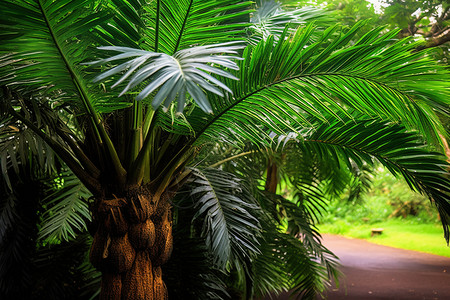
[89,42,243,113]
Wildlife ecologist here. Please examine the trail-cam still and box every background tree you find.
[315,0,450,62]
[381,0,449,52]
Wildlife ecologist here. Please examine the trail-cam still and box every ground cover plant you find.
[1,0,450,299]
[319,167,450,257]
[320,219,450,257]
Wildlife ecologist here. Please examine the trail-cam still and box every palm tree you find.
[1,0,450,299]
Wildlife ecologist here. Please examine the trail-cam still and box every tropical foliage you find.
[316,0,449,61]
[1,0,449,299]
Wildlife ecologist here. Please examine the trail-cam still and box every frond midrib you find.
[303,136,434,196]
[195,168,232,263]
[36,0,96,120]
[34,1,126,189]
[173,0,194,54]
[191,72,419,145]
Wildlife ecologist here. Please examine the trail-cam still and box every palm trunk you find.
[89,187,173,300]
[265,159,278,194]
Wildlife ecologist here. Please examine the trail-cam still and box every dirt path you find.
[320,234,450,300]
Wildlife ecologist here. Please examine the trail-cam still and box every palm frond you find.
[299,118,450,241]
[188,22,449,147]
[346,162,374,203]
[249,0,335,44]
[0,0,129,114]
[164,234,229,300]
[77,258,101,300]
[0,115,57,190]
[257,190,340,286]
[153,0,252,54]
[0,87,102,194]
[186,168,261,269]
[276,131,373,204]
[88,42,243,113]
[94,0,147,48]
[39,171,92,243]
[253,226,337,299]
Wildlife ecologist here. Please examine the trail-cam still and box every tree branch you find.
[417,27,450,50]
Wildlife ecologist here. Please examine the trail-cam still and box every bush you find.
[321,167,439,225]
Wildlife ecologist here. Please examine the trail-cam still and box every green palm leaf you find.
[249,0,335,44]
[253,227,337,299]
[187,168,261,269]
[0,0,129,114]
[39,171,92,243]
[0,116,57,190]
[276,130,374,203]
[188,22,449,147]
[298,118,450,241]
[96,0,146,48]
[154,0,252,54]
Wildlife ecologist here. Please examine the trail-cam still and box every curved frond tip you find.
[89,42,244,113]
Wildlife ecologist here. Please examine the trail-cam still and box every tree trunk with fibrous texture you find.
[89,186,173,300]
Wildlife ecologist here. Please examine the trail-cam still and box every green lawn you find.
[318,219,450,257]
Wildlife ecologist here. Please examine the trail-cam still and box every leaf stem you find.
[209,151,253,168]
[8,107,101,195]
[155,0,161,51]
[173,0,194,54]
[37,0,126,186]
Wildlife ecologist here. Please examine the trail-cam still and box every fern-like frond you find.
[0,0,129,114]
[0,115,57,190]
[39,171,92,243]
[187,168,261,269]
[153,0,252,54]
[253,226,338,299]
[188,22,449,147]
[299,119,450,241]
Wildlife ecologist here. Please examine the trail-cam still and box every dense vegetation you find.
[320,167,450,257]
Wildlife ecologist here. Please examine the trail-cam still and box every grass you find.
[318,218,450,257]
[317,166,450,257]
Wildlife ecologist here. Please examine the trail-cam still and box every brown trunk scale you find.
[90,186,173,299]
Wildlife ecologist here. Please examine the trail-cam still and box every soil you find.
[266,234,450,300]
